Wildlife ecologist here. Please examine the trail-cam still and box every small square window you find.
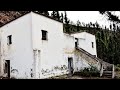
[41,30,48,40]
[7,35,12,45]
[92,42,94,48]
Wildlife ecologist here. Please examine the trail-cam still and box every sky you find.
[49,11,120,28]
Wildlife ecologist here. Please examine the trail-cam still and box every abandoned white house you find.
[0,12,113,79]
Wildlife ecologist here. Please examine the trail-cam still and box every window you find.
[7,35,12,45]
[92,42,94,48]
[41,30,47,40]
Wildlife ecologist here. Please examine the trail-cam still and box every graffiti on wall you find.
[41,65,68,76]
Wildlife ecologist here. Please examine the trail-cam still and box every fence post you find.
[112,64,115,79]
[100,63,103,77]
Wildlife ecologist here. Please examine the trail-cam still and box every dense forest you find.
[0,11,120,65]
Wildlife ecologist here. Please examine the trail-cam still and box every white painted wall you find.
[63,34,75,73]
[63,34,75,54]
[31,12,68,79]
[0,13,34,79]
[71,32,97,56]
[0,12,99,79]
[74,53,90,72]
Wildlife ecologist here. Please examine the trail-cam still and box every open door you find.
[5,60,10,78]
[68,57,73,75]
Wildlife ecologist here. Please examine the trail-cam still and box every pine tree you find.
[64,11,70,33]
[77,20,80,32]
[51,11,56,18]
[64,11,70,24]
[51,11,60,21]
[60,13,63,22]
[95,21,100,28]
[56,11,60,20]
[35,11,49,16]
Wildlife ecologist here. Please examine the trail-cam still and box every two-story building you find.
[0,12,99,79]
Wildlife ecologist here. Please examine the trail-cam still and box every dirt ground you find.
[48,74,111,79]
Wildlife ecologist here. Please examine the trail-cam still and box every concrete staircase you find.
[100,64,115,78]
[103,71,112,78]
[75,46,115,79]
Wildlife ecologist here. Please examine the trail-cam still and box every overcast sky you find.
[49,11,120,28]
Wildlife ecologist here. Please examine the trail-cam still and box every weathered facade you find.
[71,32,97,56]
[0,12,101,79]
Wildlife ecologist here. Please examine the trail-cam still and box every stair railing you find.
[112,64,115,79]
[100,63,103,77]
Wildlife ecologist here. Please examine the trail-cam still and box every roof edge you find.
[0,11,31,28]
[0,11,63,28]
[32,11,63,23]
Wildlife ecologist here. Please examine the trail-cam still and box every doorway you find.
[68,57,73,75]
[75,38,78,48]
[5,60,10,78]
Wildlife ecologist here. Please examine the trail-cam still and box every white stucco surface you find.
[0,13,34,79]
[0,12,99,79]
[31,13,68,78]
[71,32,97,56]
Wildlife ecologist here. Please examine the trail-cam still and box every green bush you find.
[78,65,100,77]
[117,64,120,68]
[115,67,120,71]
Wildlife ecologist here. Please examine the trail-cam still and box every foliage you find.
[74,65,100,77]
[115,64,120,71]
[63,18,120,65]
[36,11,49,16]
[99,11,120,23]
[115,66,120,71]
[51,11,60,21]
[117,64,120,67]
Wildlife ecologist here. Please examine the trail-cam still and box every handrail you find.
[100,63,103,77]
[76,47,112,66]
[76,47,99,62]
[76,46,113,78]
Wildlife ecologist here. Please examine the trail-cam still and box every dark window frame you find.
[7,35,12,45]
[92,42,94,48]
[41,30,48,40]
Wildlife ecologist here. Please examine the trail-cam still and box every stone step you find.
[102,74,112,78]
[103,74,112,76]
[102,71,112,78]
[103,76,112,78]
[103,71,112,74]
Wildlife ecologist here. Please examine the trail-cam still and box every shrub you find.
[77,65,100,77]
[117,64,120,68]
[115,67,120,71]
